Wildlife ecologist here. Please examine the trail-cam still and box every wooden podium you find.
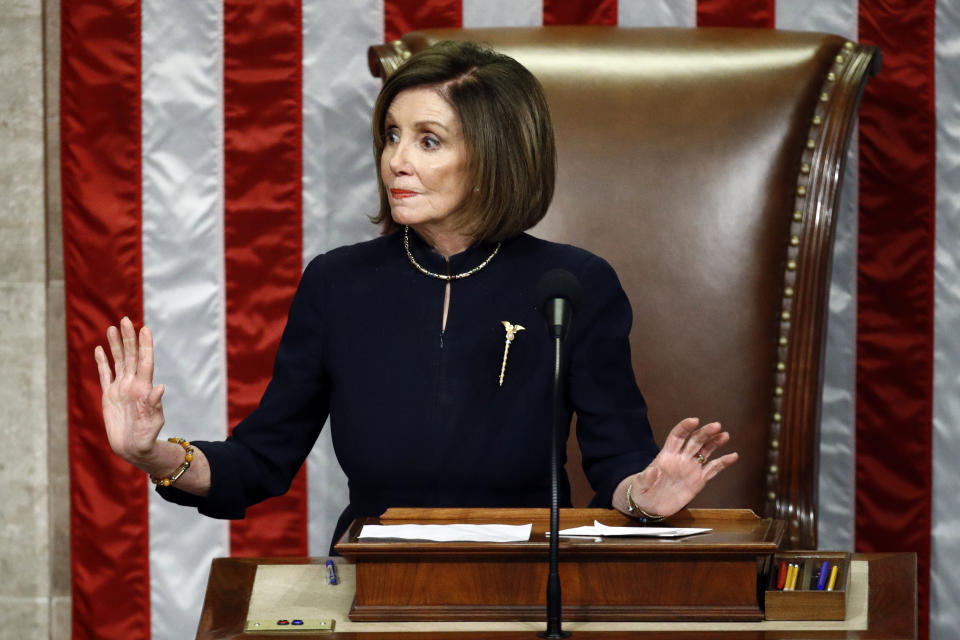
[334,507,784,622]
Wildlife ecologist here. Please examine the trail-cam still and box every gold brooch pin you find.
[499,321,525,386]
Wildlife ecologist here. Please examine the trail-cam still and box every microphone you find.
[536,269,584,340]
[535,268,581,639]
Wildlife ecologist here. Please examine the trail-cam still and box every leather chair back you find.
[369,27,879,548]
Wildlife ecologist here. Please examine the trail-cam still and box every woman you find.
[95,41,737,551]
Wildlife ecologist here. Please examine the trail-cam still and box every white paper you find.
[553,520,711,538]
[358,523,533,543]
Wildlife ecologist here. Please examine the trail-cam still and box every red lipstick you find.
[390,189,418,199]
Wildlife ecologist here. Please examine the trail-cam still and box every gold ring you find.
[696,453,707,465]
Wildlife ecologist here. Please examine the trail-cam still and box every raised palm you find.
[631,418,738,516]
[94,317,165,465]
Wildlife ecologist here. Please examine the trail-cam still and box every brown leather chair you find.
[369,27,879,549]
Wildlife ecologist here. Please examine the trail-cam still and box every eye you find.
[421,135,440,150]
[383,127,400,144]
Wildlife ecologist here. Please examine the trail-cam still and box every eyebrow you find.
[384,115,451,132]
[417,120,450,130]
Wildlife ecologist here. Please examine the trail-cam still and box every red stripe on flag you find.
[696,0,774,28]
[61,2,150,638]
[223,0,307,557]
[856,3,936,639]
[543,0,616,26]
[385,0,462,43]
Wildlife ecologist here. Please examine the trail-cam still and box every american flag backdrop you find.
[60,1,958,638]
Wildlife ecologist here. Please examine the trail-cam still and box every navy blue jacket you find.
[159,230,660,549]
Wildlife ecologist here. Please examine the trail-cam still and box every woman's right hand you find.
[94,317,166,467]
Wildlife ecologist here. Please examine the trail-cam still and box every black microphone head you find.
[536,268,584,314]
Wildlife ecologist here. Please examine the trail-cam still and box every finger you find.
[662,417,700,453]
[94,346,114,389]
[120,317,138,378]
[106,324,124,377]
[147,383,165,409]
[702,452,739,481]
[696,430,731,460]
[137,326,155,383]
[685,421,723,455]
[136,395,166,433]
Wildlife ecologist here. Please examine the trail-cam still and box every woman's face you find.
[380,87,471,239]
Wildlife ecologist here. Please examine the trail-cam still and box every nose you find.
[386,138,412,175]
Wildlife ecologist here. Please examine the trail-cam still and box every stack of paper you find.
[553,521,711,538]
[358,523,532,543]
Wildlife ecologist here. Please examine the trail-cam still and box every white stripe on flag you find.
[933,1,960,636]
[775,0,856,35]
[463,0,542,27]
[302,0,383,262]
[776,0,859,553]
[302,0,382,556]
[141,0,229,637]
[618,0,696,27]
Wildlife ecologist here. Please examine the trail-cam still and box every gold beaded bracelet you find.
[625,480,666,522]
[149,437,194,487]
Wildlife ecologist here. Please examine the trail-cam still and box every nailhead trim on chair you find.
[765,40,860,547]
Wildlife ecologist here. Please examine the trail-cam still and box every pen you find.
[817,561,830,590]
[785,563,797,591]
[326,559,338,585]
[776,560,788,590]
[826,564,839,591]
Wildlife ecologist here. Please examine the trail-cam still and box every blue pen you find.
[817,561,830,590]
[326,559,338,585]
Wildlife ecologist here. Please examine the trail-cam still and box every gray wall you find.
[0,0,71,637]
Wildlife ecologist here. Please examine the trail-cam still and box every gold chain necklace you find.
[403,225,502,281]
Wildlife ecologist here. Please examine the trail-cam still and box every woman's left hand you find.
[619,417,739,518]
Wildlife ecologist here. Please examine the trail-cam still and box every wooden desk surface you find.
[196,553,916,639]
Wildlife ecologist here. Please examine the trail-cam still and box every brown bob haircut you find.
[371,41,556,243]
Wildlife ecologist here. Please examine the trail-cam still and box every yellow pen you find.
[786,563,798,590]
[826,564,839,590]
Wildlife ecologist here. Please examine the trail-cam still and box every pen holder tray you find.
[764,551,851,620]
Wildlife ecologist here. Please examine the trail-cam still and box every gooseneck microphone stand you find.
[536,269,582,639]
[542,320,570,639]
